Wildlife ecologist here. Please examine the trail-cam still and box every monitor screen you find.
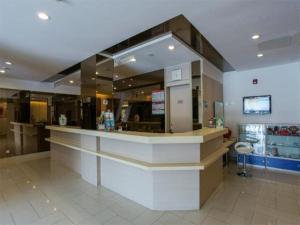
[243,95,271,115]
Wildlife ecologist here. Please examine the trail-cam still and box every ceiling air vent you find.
[258,36,292,51]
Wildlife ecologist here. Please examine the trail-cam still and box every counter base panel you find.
[50,130,100,186]
[101,158,200,210]
[47,128,226,210]
[200,158,223,206]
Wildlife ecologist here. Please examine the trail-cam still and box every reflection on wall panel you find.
[30,101,47,123]
[0,101,8,158]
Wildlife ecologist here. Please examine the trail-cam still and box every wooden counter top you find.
[10,122,34,127]
[46,125,228,144]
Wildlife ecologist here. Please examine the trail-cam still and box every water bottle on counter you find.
[109,111,115,131]
[104,111,110,131]
[104,110,115,131]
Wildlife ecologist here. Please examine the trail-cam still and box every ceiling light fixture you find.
[130,57,136,62]
[95,72,99,75]
[128,84,132,87]
[37,12,49,20]
[257,53,263,58]
[69,80,74,84]
[168,45,175,50]
[251,34,260,40]
[0,69,5,74]
[5,61,12,65]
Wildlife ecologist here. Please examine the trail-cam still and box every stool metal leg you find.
[237,154,252,177]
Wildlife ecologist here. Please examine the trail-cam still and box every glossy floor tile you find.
[0,157,299,225]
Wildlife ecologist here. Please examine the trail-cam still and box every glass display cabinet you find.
[238,124,300,172]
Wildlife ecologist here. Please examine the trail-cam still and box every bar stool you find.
[235,142,253,177]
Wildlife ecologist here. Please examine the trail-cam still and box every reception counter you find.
[46,125,229,210]
[10,122,50,155]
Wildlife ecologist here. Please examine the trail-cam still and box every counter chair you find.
[235,142,254,177]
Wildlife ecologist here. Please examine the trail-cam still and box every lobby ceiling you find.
[0,0,299,82]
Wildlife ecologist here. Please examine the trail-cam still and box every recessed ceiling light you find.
[251,34,260,40]
[130,57,136,62]
[69,80,74,84]
[128,84,132,87]
[257,53,263,58]
[37,12,49,20]
[0,69,5,74]
[5,61,12,65]
[113,87,117,90]
[168,45,175,50]
[95,72,99,75]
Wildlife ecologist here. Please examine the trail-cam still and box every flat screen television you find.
[243,95,271,115]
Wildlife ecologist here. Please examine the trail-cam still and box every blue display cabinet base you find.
[237,154,300,172]
[267,157,300,172]
[237,154,265,167]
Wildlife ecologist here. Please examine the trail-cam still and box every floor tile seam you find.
[149,211,166,225]
[9,211,16,225]
[103,214,133,225]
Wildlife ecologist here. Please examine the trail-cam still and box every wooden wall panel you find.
[30,101,47,122]
[202,75,223,127]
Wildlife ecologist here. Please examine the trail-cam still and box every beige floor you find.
[0,158,300,225]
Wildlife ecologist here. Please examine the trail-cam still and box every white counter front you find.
[46,125,229,210]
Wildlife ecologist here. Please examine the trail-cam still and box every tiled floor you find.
[0,158,300,225]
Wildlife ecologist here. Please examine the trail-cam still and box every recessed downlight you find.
[168,45,175,50]
[251,34,260,40]
[5,61,12,65]
[0,69,5,74]
[113,87,117,90]
[128,84,132,87]
[69,80,74,84]
[95,72,99,75]
[257,53,263,58]
[130,57,136,62]
[37,12,49,20]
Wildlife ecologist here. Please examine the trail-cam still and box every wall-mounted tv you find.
[243,95,271,115]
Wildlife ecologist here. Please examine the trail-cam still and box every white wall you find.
[0,77,80,95]
[223,62,300,136]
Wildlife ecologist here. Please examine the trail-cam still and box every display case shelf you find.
[266,144,300,149]
[239,123,300,172]
[267,135,300,137]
